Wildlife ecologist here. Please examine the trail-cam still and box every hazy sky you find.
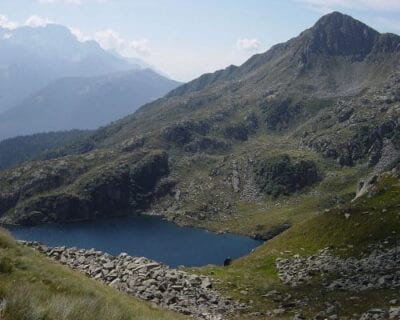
[0,0,400,81]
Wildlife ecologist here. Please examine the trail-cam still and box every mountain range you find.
[1,12,400,318]
[0,24,137,112]
[1,11,399,224]
[0,23,180,140]
[0,68,180,140]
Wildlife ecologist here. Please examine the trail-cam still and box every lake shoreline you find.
[1,211,261,239]
[6,214,261,267]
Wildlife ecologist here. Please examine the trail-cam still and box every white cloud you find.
[236,38,261,51]
[94,29,150,56]
[24,15,52,27]
[0,14,18,29]
[299,0,400,12]
[94,29,124,49]
[69,27,92,42]
[65,27,151,58]
[0,14,53,30]
[128,39,151,56]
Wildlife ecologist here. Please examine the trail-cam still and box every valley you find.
[0,10,400,320]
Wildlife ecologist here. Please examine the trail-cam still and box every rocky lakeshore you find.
[21,241,243,320]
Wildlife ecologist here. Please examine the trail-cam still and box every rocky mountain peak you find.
[305,11,380,57]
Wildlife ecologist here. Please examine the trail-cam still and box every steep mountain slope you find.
[0,12,400,230]
[83,12,399,152]
[0,24,145,113]
[0,69,180,141]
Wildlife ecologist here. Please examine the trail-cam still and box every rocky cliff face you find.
[303,12,380,58]
[0,152,171,225]
[300,70,400,167]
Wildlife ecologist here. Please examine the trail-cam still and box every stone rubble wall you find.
[275,246,400,319]
[21,241,245,320]
[276,247,400,291]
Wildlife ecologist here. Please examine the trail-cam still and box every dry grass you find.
[0,229,188,320]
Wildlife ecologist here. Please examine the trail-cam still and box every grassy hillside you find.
[197,173,400,319]
[0,229,187,320]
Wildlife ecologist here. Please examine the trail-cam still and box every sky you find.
[0,0,400,81]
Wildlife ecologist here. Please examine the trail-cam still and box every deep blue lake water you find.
[7,215,261,267]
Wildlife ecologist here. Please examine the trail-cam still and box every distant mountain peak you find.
[305,11,380,57]
[314,11,361,26]
[0,22,172,113]
[167,12,400,99]
[312,11,378,36]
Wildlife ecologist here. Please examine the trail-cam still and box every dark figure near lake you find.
[224,257,232,266]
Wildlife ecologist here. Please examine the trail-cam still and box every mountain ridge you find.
[168,12,400,99]
[0,23,153,113]
[0,68,181,141]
